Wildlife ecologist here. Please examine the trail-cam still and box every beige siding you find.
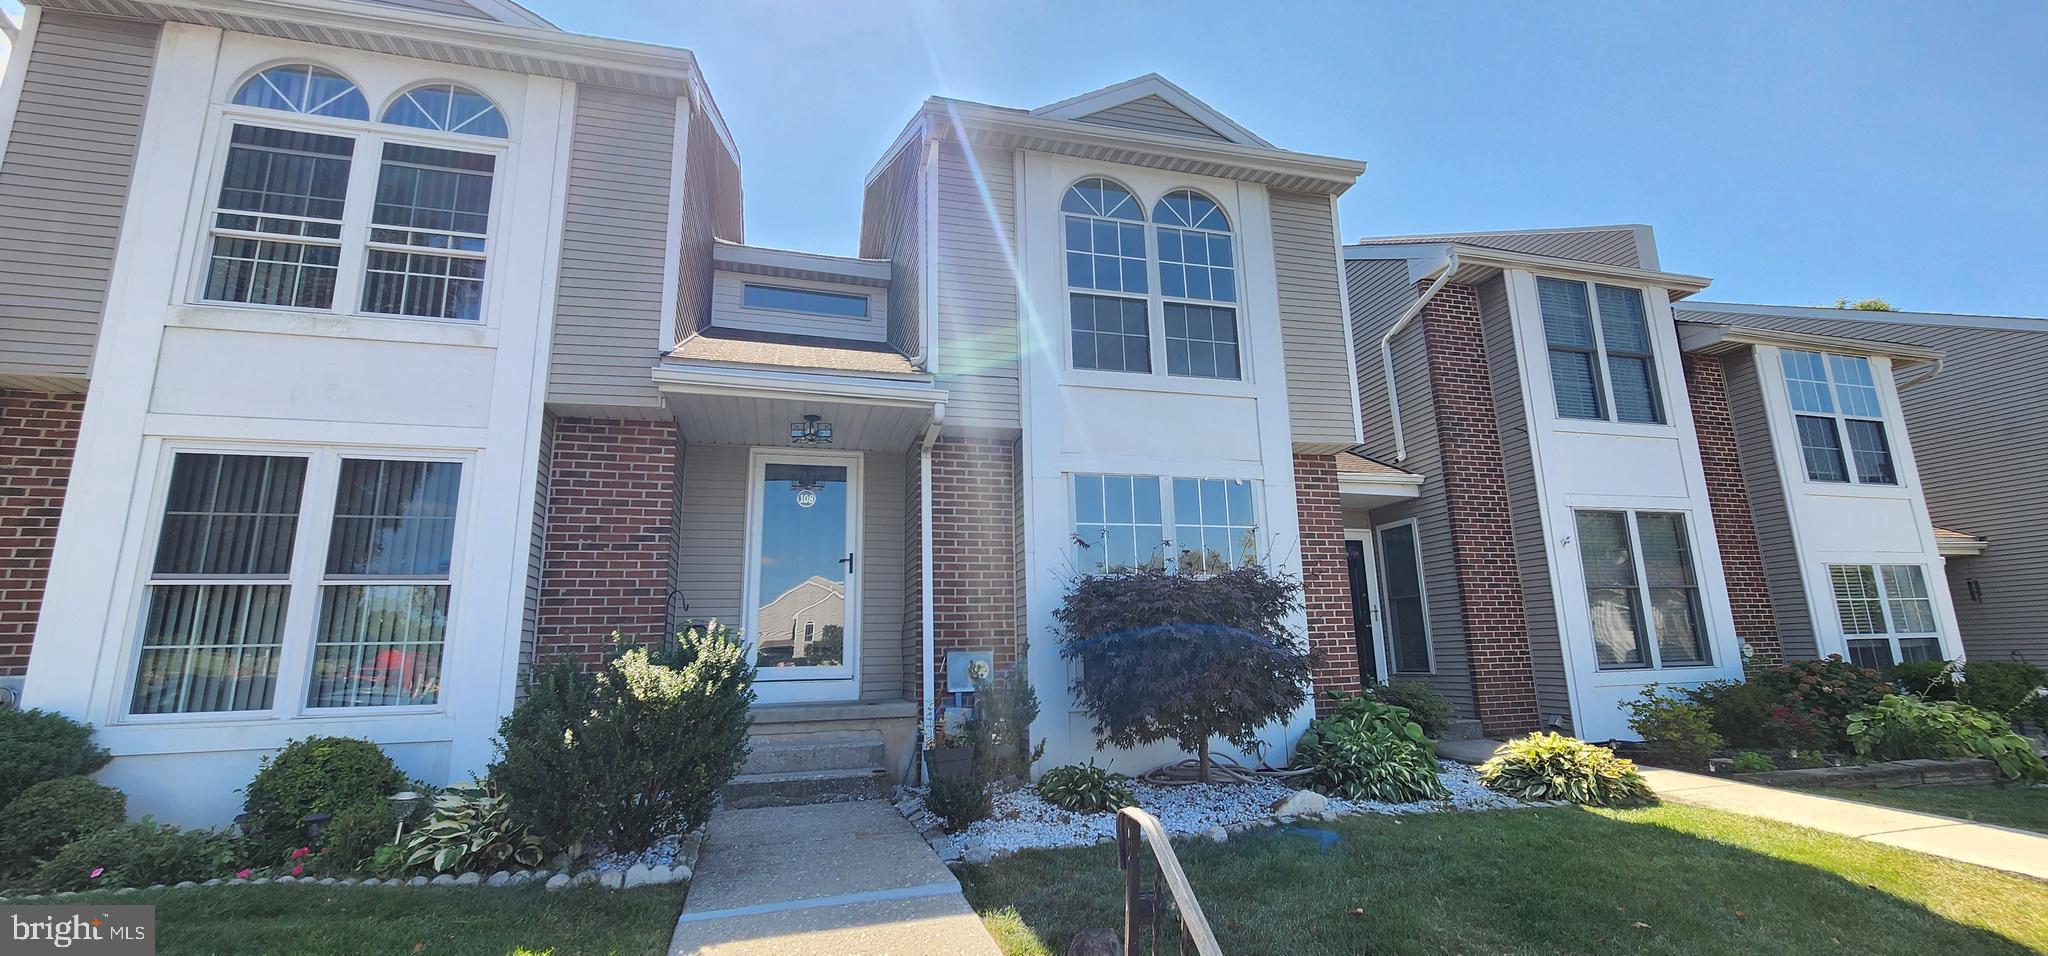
[1480,276,1570,725]
[519,411,556,681]
[710,271,887,342]
[901,446,923,700]
[860,451,908,701]
[1357,228,1643,269]
[1722,351,1815,657]
[933,141,1021,430]
[860,135,923,358]
[547,87,674,412]
[1348,259,1417,455]
[1270,190,1357,450]
[1343,260,1472,714]
[0,12,158,388]
[1074,95,1230,143]
[672,106,721,346]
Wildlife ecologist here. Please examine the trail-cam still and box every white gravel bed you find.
[920,761,1526,858]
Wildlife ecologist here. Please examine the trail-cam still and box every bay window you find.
[1828,564,1941,669]
[130,449,464,718]
[1780,350,1897,485]
[1575,509,1709,670]
[1070,474,1257,574]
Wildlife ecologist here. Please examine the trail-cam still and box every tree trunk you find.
[1197,737,1211,784]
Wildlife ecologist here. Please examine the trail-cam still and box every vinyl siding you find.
[1073,95,1231,143]
[1343,259,1473,714]
[519,411,556,681]
[901,446,923,700]
[547,87,675,412]
[1683,307,2048,664]
[672,105,721,346]
[1480,276,1569,725]
[933,141,1021,430]
[860,135,923,359]
[1271,190,1357,450]
[1357,228,1643,269]
[710,271,887,342]
[1721,350,1815,657]
[0,12,158,388]
[674,444,910,701]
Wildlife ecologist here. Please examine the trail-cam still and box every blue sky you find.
[519,0,2043,317]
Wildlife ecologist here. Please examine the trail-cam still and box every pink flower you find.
[89,868,104,879]
[290,864,304,877]
[290,847,310,860]
[235,869,253,879]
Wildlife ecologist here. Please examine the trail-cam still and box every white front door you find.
[743,449,861,703]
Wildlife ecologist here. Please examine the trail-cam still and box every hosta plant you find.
[1036,762,1136,813]
[402,781,545,874]
[1292,693,1449,803]
[1478,733,1655,807]
[1846,694,2047,781]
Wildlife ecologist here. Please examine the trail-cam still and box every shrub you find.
[0,709,110,807]
[493,626,755,854]
[1762,704,1834,755]
[923,775,992,832]
[1478,733,1655,807]
[965,670,1045,783]
[33,819,231,892]
[318,800,399,874]
[1621,685,1723,769]
[1293,692,1449,803]
[1752,657,1892,747]
[403,781,545,874]
[1685,681,1776,749]
[1360,680,1458,739]
[1036,762,1135,814]
[1056,565,1316,783]
[1729,751,1778,773]
[241,736,408,860]
[0,776,126,876]
[1846,695,2047,781]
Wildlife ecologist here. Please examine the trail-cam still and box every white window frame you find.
[186,99,510,327]
[1779,349,1899,487]
[1067,473,1261,576]
[116,443,473,725]
[1826,562,1943,667]
[1374,517,1434,675]
[1573,508,1712,672]
[1153,188,1242,382]
[1536,276,1667,426]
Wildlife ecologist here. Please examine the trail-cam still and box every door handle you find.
[839,552,855,575]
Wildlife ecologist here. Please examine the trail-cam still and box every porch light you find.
[789,414,833,446]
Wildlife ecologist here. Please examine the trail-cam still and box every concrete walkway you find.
[669,800,1003,955]
[1436,738,2047,880]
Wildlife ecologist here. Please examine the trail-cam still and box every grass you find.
[45,884,685,955]
[960,804,2048,955]
[1789,783,2048,835]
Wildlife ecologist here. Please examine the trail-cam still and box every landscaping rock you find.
[622,863,659,888]
[1269,790,1329,818]
[962,837,994,865]
[486,871,511,887]
[339,879,357,887]
[455,872,482,886]
[226,880,246,886]
[570,870,602,888]
[203,879,222,887]
[174,881,197,890]
[275,876,295,884]
[317,878,338,885]
[251,879,271,886]
[145,885,166,892]
[114,888,137,895]
[1069,928,1121,956]
[429,874,456,886]
[544,873,570,891]
[406,876,429,887]
[1205,826,1227,843]
[599,870,626,890]
[671,864,691,883]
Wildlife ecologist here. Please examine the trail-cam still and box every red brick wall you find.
[1421,286,1542,737]
[1294,454,1355,714]
[926,435,1018,695]
[0,391,83,676]
[1683,354,1781,667]
[534,417,678,667]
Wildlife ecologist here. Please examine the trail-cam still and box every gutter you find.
[1380,253,1457,462]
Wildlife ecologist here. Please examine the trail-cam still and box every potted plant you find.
[923,709,975,783]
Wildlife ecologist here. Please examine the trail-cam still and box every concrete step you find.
[742,729,887,776]
[721,767,888,810]
[1436,718,1485,742]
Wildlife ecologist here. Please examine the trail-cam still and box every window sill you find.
[171,305,498,349]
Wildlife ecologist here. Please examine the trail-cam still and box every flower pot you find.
[924,748,975,783]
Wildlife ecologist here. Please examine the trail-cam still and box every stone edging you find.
[1734,757,1998,789]
[0,828,704,899]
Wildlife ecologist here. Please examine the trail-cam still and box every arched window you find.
[232,64,368,120]
[382,83,508,138]
[1152,190,1239,380]
[1062,178,1150,373]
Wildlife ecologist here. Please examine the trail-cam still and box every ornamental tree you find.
[1054,564,1316,783]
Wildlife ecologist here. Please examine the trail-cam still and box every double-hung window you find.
[1154,190,1240,380]
[1828,564,1940,669]
[1780,350,1897,485]
[130,449,463,717]
[1537,277,1664,424]
[1070,474,1257,575]
[1574,510,1710,669]
[1063,178,1151,373]
[201,64,506,323]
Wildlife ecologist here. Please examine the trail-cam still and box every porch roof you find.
[668,329,923,378]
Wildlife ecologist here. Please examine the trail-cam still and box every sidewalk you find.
[669,799,1003,955]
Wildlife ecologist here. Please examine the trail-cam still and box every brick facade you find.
[534,417,679,666]
[924,435,1019,696]
[0,391,83,676]
[1421,285,1542,737]
[1683,354,1781,667]
[1294,453,1356,714]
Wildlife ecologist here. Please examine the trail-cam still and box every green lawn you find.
[1790,783,2048,835]
[48,884,684,955]
[960,804,2048,955]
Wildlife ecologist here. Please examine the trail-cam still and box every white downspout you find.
[1380,253,1458,462]
[916,402,945,780]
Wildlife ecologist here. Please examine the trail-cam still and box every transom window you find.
[1538,277,1664,424]
[741,283,869,318]
[1575,510,1709,670]
[1070,474,1258,575]
[130,450,463,717]
[1059,179,1243,381]
[1780,350,1897,485]
[201,64,505,322]
[1828,564,1940,670]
